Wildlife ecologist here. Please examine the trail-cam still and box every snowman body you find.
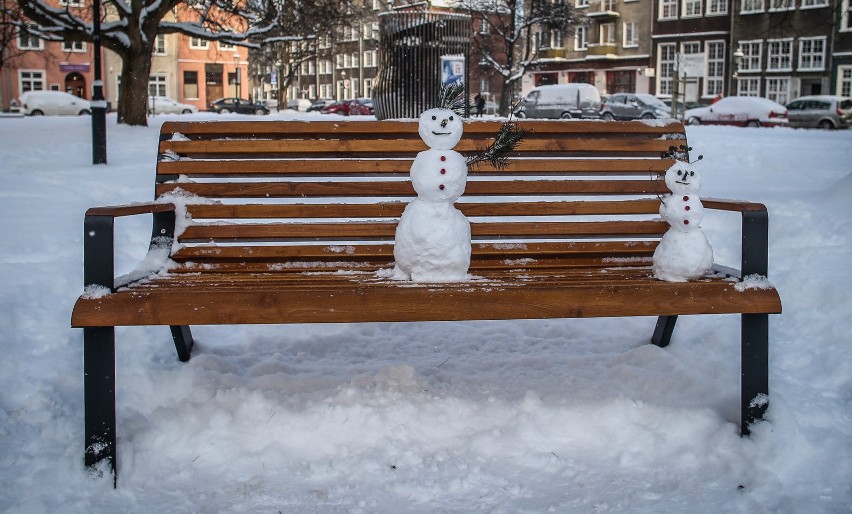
[393,108,471,282]
[652,161,713,282]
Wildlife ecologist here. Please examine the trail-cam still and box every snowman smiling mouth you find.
[432,131,451,135]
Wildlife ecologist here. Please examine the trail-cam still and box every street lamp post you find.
[732,47,744,96]
[91,0,107,164]
[233,52,241,99]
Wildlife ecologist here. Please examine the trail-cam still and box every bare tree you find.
[17,0,360,126]
[455,0,585,116]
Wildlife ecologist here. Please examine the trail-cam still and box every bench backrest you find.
[156,119,686,272]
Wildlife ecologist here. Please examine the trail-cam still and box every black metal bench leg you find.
[741,313,769,436]
[169,325,194,362]
[652,315,678,347]
[84,326,117,485]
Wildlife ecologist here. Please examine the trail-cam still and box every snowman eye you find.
[677,170,683,176]
[431,115,437,120]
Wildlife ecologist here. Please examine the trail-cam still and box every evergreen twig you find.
[466,120,529,170]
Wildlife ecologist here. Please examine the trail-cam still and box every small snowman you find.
[652,160,714,282]
[392,108,472,282]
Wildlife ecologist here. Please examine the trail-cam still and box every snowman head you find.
[664,161,702,195]
[419,108,463,150]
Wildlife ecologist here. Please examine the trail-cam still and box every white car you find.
[685,96,788,127]
[148,96,198,115]
[20,90,91,116]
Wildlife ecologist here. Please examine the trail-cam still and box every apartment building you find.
[521,0,655,96]
[2,2,96,111]
[836,0,852,96]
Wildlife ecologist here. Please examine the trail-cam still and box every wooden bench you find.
[72,119,782,482]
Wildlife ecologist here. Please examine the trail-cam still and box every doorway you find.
[65,73,86,98]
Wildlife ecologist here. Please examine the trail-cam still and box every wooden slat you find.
[177,220,667,242]
[159,138,678,157]
[160,119,686,138]
[184,199,661,219]
[171,240,658,262]
[157,180,668,199]
[157,158,674,177]
[72,277,781,327]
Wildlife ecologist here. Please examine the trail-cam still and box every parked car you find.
[207,97,270,115]
[148,96,197,115]
[307,99,334,112]
[286,98,312,112]
[320,100,350,115]
[20,90,91,116]
[685,96,788,127]
[600,93,671,120]
[513,83,601,119]
[347,98,374,115]
[785,95,852,129]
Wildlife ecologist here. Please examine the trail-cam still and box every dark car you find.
[347,98,374,116]
[600,93,671,121]
[208,97,270,115]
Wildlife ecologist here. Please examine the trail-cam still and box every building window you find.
[798,37,825,71]
[705,41,725,97]
[600,23,616,45]
[364,50,377,67]
[657,43,677,95]
[683,0,702,17]
[660,0,678,18]
[577,0,589,7]
[800,0,827,7]
[623,21,638,47]
[148,75,167,97]
[765,77,790,104]
[574,25,587,50]
[681,41,700,55]
[737,77,760,96]
[768,0,794,10]
[153,34,166,55]
[19,70,45,93]
[706,0,728,14]
[183,71,199,98]
[738,40,763,72]
[479,77,490,94]
[479,16,490,34]
[843,0,851,30]
[189,37,209,49]
[741,0,764,12]
[766,39,793,71]
[61,40,86,53]
[218,41,235,51]
[838,66,852,96]
[364,79,374,97]
[18,27,43,50]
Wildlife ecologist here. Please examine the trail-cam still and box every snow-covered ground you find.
[1,112,850,513]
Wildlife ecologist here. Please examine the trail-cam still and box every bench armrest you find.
[84,202,177,291]
[703,198,768,278]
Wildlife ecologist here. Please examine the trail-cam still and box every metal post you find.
[91,0,107,164]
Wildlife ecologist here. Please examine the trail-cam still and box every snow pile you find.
[1,114,851,512]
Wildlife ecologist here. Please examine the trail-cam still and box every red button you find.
[683,196,689,201]
[685,206,691,211]
[439,184,445,190]
[440,156,446,162]
[683,220,689,225]
[440,168,446,174]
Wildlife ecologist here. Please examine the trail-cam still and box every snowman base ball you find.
[652,230,713,282]
[393,200,471,282]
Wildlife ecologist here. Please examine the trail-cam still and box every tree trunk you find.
[116,48,153,126]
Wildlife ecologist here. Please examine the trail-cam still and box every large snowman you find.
[652,160,714,282]
[392,108,471,282]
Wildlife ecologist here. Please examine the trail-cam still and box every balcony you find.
[586,43,618,56]
[537,47,567,59]
[587,0,620,18]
